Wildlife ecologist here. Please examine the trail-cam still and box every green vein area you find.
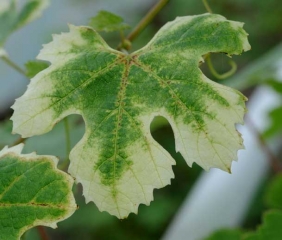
[0,149,75,239]
[11,13,250,218]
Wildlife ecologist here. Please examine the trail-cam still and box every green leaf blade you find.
[11,14,250,218]
[0,144,76,240]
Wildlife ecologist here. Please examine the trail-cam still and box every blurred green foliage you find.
[263,80,282,138]
[205,229,243,240]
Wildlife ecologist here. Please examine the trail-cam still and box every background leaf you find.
[263,105,282,138]
[89,10,130,32]
[264,174,282,210]
[265,79,282,94]
[243,210,282,240]
[205,229,243,240]
[25,60,49,78]
[0,144,76,240]
[0,0,49,49]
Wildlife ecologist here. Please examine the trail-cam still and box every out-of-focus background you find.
[1,0,282,239]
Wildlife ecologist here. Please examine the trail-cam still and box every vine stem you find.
[37,226,49,240]
[64,117,71,160]
[126,0,169,43]
[12,137,26,146]
[5,55,28,149]
[202,0,213,13]
[1,55,26,76]
[206,53,237,79]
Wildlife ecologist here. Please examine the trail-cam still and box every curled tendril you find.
[206,53,237,80]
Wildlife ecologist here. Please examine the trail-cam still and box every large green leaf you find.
[0,0,49,54]
[0,144,76,240]
[11,13,250,218]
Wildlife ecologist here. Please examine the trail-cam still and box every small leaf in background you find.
[11,14,250,218]
[243,210,282,240]
[263,79,282,138]
[25,60,49,78]
[0,144,76,240]
[0,0,49,49]
[205,229,243,240]
[89,10,130,32]
[265,79,282,94]
[264,174,282,210]
[263,106,282,138]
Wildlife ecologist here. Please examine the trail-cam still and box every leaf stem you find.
[202,0,213,13]
[64,117,71,160]
[126,0,169,43]
[12,137,26,146]
[206,53,237,79]
[3,55,28,147]
[37,226,49,240]
[1,55,26,76]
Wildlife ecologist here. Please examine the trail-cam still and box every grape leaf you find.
[0,0,49,51]
[25,60,49,78]
[0,144,76,240]
[11,13,250,218]
[89,10,130,32]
